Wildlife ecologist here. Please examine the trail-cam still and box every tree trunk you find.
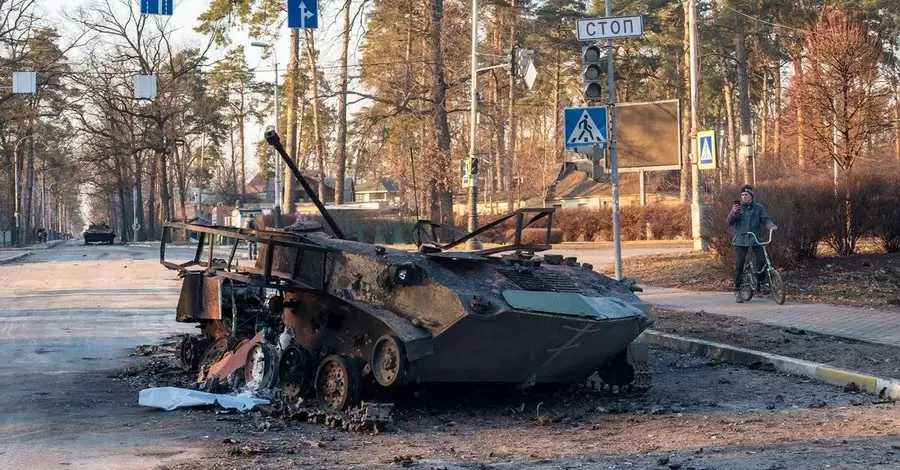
[773,58,782,166]
[430,0,453,224]
[24,132,35,243]
[552,36,561,163]
[724,84,738,183]
[284,29,301,210]
[792,45,805,170]
[113,155,128,243]
[760,68,768,162]
[679,0,690,202]
[736,31,752,184]
[305,30,327,203]
[239,89,247,198]
[157,150,172,224]
[334,0,351,204]
[147,151,157,239]
[133,154,146,241]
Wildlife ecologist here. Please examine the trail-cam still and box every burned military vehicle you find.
[159,130,654,412]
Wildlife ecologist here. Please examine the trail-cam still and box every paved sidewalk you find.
[639,286,900,348]
[0,251,31,264]
[0,239,66,252]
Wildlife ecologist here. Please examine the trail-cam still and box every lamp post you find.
[251,40,282,228]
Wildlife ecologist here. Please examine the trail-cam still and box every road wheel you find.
[371,335,407,388]
[243,342,277,391]
[178,334,202,372]
[279,345,315,398]
[315,355,362,411]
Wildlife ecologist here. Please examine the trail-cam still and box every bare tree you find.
[800,5,891,254]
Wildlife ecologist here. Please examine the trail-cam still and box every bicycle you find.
[738,227,786,305]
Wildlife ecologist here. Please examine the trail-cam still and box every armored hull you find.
[161,130,653,412]
[83,224,115,245]
[272,233,653,387]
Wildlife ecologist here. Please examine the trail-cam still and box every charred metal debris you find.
[157,130,655,430]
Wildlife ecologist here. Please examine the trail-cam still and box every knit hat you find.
[740,185,754,199]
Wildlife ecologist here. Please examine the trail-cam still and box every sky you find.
[38,0,369,181]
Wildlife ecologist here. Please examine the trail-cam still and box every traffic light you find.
[504,46,518,76]
[582,44,603,102]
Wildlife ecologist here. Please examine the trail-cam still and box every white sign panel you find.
[576,15,644,41]
[134,74,158,99]
[523,61,537,90]
[12,71,36,94]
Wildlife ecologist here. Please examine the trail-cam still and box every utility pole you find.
[467,0,482,249]
[252,41,283,228]
[506,0,517,209]
[605,0,622,280]
[688,0,707,251]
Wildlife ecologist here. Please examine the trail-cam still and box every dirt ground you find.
[606,250,900,311]
[123,343,900,470]
[651,308,900,379]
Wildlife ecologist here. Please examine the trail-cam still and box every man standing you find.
[727,184,778,303]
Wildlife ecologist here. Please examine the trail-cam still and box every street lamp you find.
[251,40,282,228]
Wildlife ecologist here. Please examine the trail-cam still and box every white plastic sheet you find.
[138,386,269,412]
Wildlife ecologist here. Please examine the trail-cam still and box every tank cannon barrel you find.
[264,130,346,239]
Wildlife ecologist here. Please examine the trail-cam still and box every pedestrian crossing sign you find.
[564,107,608,151]
[697,130,717,170]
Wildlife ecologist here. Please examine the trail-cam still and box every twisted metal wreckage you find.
[158,130,655,429]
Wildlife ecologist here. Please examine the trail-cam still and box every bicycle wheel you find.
[768,269,785,305]
[739,260,754,301]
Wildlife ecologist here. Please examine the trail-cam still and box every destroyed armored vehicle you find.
[83,222,115,245]
[159,130,655,412]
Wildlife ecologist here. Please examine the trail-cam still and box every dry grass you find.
[606,249,900,310]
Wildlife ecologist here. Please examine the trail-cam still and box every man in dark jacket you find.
[727,184,778,303]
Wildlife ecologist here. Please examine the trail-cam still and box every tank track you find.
[630,359,652,392]
[593,360,652,395]
[268,400,394,433]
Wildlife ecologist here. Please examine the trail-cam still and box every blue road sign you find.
[141,0,173,16]
[288,0,319,29]
[564,107,608,151]
[697,130,717,170]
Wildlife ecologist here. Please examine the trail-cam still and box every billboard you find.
[614,99,682,172]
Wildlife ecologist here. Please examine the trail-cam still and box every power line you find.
[723,5,805,33]
[16,57,445,78]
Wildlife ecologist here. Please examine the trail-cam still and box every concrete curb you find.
[0,252,31,265]
[642,329,900,399]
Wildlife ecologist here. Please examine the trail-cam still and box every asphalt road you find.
[0,241,201,470]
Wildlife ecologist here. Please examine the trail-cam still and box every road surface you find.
[0,241,206,469]
[4,240,896,470]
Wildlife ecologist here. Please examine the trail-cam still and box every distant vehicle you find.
[83,222,115,245]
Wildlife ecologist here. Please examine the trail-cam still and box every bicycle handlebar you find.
[744,227,776,246]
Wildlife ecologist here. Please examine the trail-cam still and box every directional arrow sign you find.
[288,0,318,29]
[140,0,173,16]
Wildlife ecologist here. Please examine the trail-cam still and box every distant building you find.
[454,162,680,216]
[355,178,400,204]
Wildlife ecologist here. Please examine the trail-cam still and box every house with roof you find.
[355,178,400,204]
[454,162,680,216]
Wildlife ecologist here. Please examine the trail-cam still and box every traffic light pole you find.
[605,0,623,281]
[467,0,482,250]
